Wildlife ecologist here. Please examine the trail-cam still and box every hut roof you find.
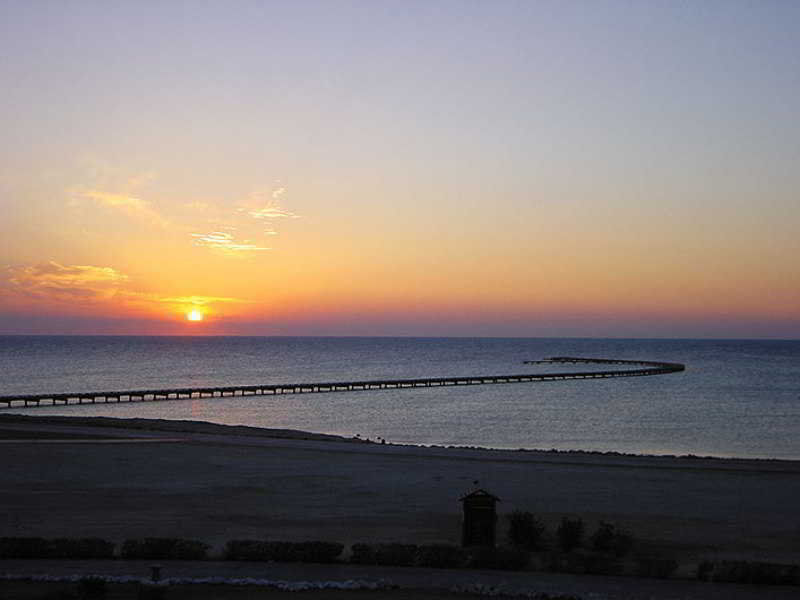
[459,488,501,502]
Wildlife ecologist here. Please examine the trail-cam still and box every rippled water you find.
[1,336,798,459]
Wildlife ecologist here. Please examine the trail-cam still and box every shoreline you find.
[1,413,797,465]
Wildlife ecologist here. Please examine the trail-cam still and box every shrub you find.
[710,560,800,585]
[589,522,633,557]
[349,543,376,564]
[293,541,343,563]
[224,540,268,561]
[0,537,115,560]
[556,518,584,553]
[0,537,49,558]
[589,522,614,552]
[416,544,465,569]
[635,557,678,579]
[51,538,115,560]
[375,543,418,567]
[696,560,714,581]
[507,511,546,551]
[224,540,341,563]
[121,538,208,560]
[170,539,209,560]
[350,543,418,566]
[467,546,530,570]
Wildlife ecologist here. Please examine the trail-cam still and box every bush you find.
[556,518,584,553]
[51,538,115,559]
[223,540,342,563]
[294,541,343,563]
[416,544,465,569]
[350,543,418,566]
[467,546,530,570]
[589,522,633,557]
[507,511,546,551]
[170,539,209,560]
[0,537,50,558]
[263,541,343,563]
[696,560,714,581]
[349,543,376,564]
[375,543,418,567]
[121,538,208,560]
[635,557,678,579]
[224,539,268,561]
[0,537,115,560]
[709,560,800,585]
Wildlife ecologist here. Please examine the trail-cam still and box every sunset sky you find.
[1,1,798,338]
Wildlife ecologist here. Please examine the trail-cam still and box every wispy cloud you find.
[76,189,169,228]
[248,206,297,219]
[241,186,299,222]
[158,295,246,306]
[68,166,296,257]
[6,262,127,302]
[4,262,250,317]
[191,231,271,255]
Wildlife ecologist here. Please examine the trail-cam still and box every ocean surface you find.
[1,336,798,459]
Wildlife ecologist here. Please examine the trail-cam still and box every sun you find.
[186,309,204,322]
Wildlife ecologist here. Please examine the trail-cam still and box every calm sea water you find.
[1,336,798,459]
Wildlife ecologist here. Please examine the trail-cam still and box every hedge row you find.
[0,537,114,559]
[0,537,208,560]
[698,560,800,585]
[224,540,343,563]
[350,543,530,570]
[3,535,797,587]
[121,538,209,560]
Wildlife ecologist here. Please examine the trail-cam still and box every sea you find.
[1,336,798,460]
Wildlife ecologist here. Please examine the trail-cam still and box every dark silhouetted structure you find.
[460,488,500,547]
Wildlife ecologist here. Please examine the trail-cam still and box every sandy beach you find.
[2,414,798,567]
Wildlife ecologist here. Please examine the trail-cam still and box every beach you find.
[2,414,798,567]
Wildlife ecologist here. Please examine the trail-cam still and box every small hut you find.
[460,488,500,547]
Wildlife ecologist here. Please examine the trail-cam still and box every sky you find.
[0,0,798,338]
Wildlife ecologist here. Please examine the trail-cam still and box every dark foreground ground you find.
[2,559,800,600]
[2,415,799,599]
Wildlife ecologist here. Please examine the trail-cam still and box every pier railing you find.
[0,357,684,409]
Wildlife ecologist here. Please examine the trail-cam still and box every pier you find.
[0,357,684,410]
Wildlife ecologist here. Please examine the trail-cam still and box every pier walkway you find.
[0,357,684,409]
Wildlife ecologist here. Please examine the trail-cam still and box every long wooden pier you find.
[0,357,684,410]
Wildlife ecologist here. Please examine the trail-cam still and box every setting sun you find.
[186,310,203,322]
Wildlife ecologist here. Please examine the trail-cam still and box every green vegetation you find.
[121,538,209,560]
[350,543,418,566]
[223,540,343,563]
[0,538,114,560]
[556,518,584,553]
[415,544,465,569]
[506,511,546,551]
[2,527,798,588]
[698,560,800,585]
[466,546,530,570]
